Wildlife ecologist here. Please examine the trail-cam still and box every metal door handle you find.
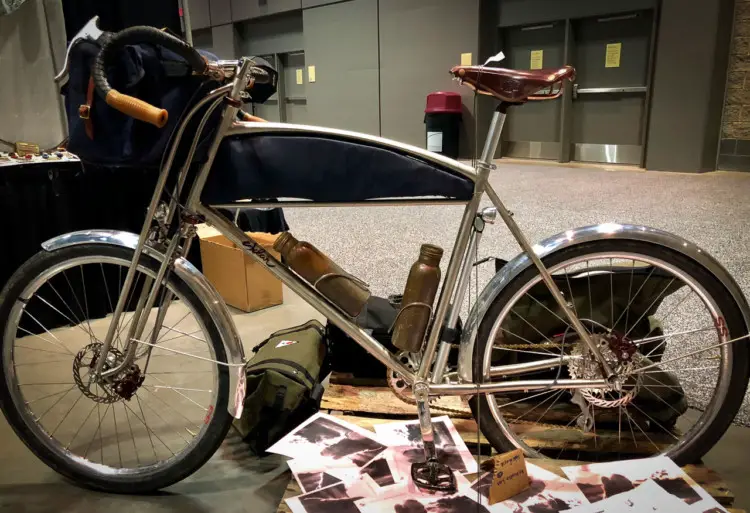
[573,84,648,99]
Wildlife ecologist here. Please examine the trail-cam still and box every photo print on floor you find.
[267,413,387,477]
[357,474,488,513]
[466,462,587,513]
[562,456,728,512]
[285,476,379,513]
[373,416,477,482]
[565,479,701,512]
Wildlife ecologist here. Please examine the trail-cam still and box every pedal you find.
[411,459,457,493]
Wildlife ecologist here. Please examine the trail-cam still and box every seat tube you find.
[416,105,506,381]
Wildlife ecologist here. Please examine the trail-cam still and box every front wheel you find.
[470,239,749,465]
[0,244,232,493]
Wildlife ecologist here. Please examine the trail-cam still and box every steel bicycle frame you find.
[93,58,613,400]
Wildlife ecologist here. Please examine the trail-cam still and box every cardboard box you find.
[198,226,283,313]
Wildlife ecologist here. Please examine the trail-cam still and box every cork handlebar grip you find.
[105,90,168,128]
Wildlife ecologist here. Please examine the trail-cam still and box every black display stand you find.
[0,160,288,292]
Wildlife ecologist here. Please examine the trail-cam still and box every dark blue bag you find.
[62,40,216,166]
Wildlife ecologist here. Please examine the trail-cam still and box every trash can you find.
[424,92,462,158]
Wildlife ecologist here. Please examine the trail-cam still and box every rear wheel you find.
[469,239,749,465]
[0,244,232,493]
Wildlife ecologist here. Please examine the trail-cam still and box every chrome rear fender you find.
[457,223,750,383]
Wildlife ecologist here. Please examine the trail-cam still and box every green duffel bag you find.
[233,320,328,454]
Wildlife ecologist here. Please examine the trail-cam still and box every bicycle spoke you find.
[63,269,94,339]
[628,402,680,442]
[624,260,635,331]
[613,266,656,332]
[36,385,75,422]
[146,374,209,411]
[25,388,73,406]
[522,293,573,332]
[140,386,203,432]
[48,281,87,335]
[563,265,579,318]
[134,394,159,461]
[124,404,140,465]
[632,326,715,346]
[136,396,191,446]
[100,263,114,314]
[623,277,677,339]
[35,295,95,341]
[154,325,207,345]
[510,389,566,424]
[67,401,98,450]
[19,312,74,355]
[610,258,614,330]
[15,341,69,355]
[622,407,663,452]
[112,401,123,468]
[50,391,85,437]
[502,313,565,356]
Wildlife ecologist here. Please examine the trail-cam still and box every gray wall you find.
[378,0,479,150]
[645,0,734,171]
[210,23,239,59]
[236,12,303,56]
[0,0,66,149]
[303,0,380,134]
[498,0,657,27]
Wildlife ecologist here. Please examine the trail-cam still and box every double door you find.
[501,10,655,166]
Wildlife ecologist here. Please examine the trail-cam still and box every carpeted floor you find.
[285,161,750,423]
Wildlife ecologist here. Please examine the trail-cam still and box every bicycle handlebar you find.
[93,26,207,128]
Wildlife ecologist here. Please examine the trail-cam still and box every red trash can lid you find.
[425,91,463,114]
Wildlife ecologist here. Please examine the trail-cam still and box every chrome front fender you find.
[457,223,750,383]
[42,230,247,418]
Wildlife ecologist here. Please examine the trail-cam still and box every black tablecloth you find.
[0,161,288,292]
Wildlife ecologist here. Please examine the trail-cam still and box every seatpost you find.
[479,103,510,167]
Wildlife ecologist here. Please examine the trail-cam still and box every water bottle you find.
[392,244,443,352]
[273,232,370,317]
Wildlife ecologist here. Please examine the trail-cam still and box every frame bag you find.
[233,320,328,454]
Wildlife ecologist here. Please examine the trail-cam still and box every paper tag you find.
[296,68,304,84]
[275,340,298,348]
[530,50,544,70]
[308,65,316,83]
[460,52,472,66]
[483,51,505,66]
[488,449,530,505]
[605,42,622,68]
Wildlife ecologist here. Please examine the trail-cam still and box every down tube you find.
[197,204,415,381]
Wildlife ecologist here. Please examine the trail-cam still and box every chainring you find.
[387,351,422,404]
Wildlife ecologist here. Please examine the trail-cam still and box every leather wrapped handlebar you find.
[93,26,207,128]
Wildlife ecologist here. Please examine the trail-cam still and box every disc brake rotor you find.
[568,333,643,408]
[73,343,144,403]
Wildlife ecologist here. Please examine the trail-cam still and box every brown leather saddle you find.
[450,65,575,103]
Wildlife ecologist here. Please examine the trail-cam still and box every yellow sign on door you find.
[308,65,316,83]
[530,50,544,70]
[605,43,622,68]
[296,69,303,85]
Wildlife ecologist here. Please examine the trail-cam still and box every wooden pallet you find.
[276,383,744,512]
[322,384,673,455]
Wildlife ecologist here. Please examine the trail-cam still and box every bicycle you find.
[1,20,748,494]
